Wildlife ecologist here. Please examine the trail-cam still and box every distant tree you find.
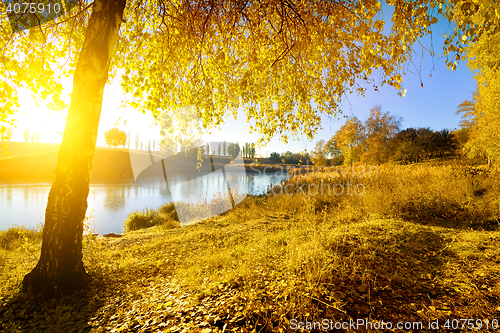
[452,128,469,159]
[177,138,203,156]
[415,128,439,161]
[456,99,477,130]
[5,127,13,141]
[303,152,311,164]
[152,139,156,151]
[269,152,281,163]
[227,142,241,159]
[250,143,256,158]
[135,134,140,149]
[223,140,227,156]
[141,141,144,150]
[392,128,419,164]
[206,143,210,156]
[242,145,246,158]
[127,132,131,148]
[282,151,296,164]
[325,139,344,165]
[392,127,452,163]
[457,94,493,164]
[435,129,458,158]
[218,143,221,156]
[332,117,366,166]
[310,140,329,166]
[35,131,40,143]
[362,105,401,165]
[290,153,304,165]
[104,128,127,148]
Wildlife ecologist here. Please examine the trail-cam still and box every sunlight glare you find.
[16,106,67,143]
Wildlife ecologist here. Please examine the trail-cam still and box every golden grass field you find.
[1,163,500,332]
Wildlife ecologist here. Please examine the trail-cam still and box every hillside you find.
[0,142,289,184]
[0,142,135,184]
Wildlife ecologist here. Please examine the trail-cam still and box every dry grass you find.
[1,163,500,332]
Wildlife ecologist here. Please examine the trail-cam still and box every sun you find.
[5,83,71,143]
[15,96,68,143]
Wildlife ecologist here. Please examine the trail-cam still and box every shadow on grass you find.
[0,274,107,332]
[316,225,461,323]
[399,213,499,232]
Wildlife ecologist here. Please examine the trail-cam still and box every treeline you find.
[1,127,42,143]
[195,141,257,158]
[157,140,258,159]
[308,105,477,166]
[391,128,458,164]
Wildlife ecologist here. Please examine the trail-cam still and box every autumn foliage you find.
[104,127,127,148]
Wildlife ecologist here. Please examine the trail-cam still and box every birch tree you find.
[0,0,494,297]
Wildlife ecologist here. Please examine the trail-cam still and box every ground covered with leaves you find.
[1,164,500,332]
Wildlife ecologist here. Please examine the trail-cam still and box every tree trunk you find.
[23,0,126,297]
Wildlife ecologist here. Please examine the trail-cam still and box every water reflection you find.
[0,172,288,234]
[104,186,126,211]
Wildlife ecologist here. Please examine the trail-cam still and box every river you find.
[0,171,289,234]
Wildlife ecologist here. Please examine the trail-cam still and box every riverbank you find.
[1,164,499,332]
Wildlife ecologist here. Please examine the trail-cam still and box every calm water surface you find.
[0,172,288,234]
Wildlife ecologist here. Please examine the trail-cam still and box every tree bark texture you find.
[23,0,126,297]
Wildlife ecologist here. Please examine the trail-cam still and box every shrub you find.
[156,202,181,229]
[157,202,179,220]
[154,214,181,229]
[269,152,281,163]
[0,226,41,250]
[124,209,156,232]
[124,203,180,232]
